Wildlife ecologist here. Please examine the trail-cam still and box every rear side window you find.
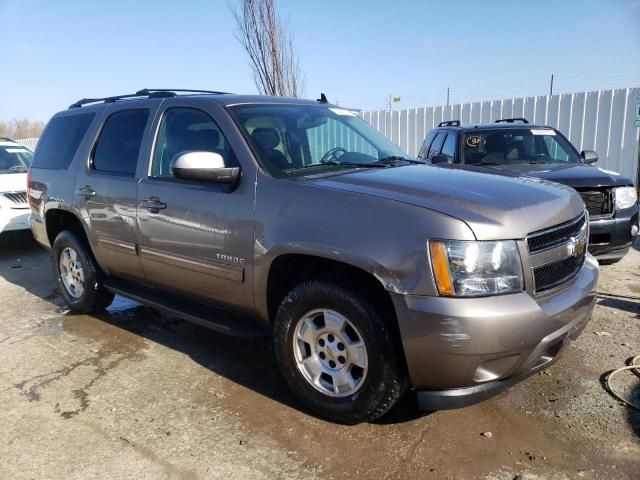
[31,113,95,170]
[92,109,149,176]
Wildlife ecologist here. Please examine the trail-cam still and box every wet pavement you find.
[0,231,638,479]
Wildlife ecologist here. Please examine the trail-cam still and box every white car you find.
[0,138,33,235]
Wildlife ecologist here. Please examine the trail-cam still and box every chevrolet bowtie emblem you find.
[567,234,586,258]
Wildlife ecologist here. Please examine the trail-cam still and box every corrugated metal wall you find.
[360,88,640,183]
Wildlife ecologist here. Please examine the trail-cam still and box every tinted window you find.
[31,113,95,170]
[428,132,447,159]
[151,107,236,178]
[441,133,457,158]
[418,131,436,158]
[93,109,149,176]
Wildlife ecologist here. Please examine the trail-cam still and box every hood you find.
[478,162,631,188]
[306,165,585,240]
[0,173,27,193]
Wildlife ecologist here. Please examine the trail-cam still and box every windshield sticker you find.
[531,129,556,136]
[5,148,30,153]
[466,136,482,148]
[329,108,356,117]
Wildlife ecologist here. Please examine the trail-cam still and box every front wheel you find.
[52,231,114,313]
[273,280,406,424]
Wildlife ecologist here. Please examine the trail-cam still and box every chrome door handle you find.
[77,186,96,197]
[141,198,166,212]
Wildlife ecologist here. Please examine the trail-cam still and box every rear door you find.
[74,102,159,281]
[136,100,255,312]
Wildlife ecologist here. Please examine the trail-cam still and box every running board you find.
[104,279,269,338]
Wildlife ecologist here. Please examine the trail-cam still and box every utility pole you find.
[446,87,450,106]
[549,74,554,96]
[388,94,392,112]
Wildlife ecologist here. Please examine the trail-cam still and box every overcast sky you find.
[1,0,639,121]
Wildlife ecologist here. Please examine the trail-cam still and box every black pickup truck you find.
[418,118,639,264]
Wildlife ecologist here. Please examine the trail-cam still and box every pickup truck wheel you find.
[273,280,406,424]
[52,231,114,313]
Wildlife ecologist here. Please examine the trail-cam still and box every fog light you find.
[631,224,639,237]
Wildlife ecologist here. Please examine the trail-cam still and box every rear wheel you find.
[52,231,114,313]
[273,280,406,424]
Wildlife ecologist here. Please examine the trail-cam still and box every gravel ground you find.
[0,232,638,479]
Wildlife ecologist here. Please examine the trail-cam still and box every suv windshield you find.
[0,145,33,174]
[229,104,408,177]
[462,128,581,166]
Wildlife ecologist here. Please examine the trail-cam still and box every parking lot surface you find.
[0,233,638,479]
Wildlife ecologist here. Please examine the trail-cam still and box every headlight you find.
[614,187,637,210]
[429,240,523,297]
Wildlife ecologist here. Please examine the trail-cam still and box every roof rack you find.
[69,88,231,109]
[496,118,529,124]
[438,120,460,127]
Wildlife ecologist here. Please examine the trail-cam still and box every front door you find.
[136,105,255,312]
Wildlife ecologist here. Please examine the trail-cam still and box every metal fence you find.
[15,137,38,151]
[359,87,640,183]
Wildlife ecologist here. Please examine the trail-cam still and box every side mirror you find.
[431,154,454,165]
[171,151,241,184]
[581,150,598,164]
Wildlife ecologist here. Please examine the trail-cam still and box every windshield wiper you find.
[285,160,388,173]
[374,156,426,165]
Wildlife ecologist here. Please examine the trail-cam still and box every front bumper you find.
[0,208,31,234]
[588,204,639,260]
[391,254,599,410]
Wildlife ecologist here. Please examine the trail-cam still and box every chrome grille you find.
[527,213,588,293]
[3,191,28,205]
[577,189,613,218]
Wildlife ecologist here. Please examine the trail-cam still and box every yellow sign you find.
[393,97,401,103]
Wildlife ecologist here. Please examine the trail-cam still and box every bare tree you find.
[0,118,44,139]
[231,0,305,97]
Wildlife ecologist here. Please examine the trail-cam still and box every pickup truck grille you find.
[577,189,613,218]
[528,213,588,293]
[3,191,28,205]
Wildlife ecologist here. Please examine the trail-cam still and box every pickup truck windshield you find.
[0,145,32,174]
[462,128,581,166]
[229,104,408,177]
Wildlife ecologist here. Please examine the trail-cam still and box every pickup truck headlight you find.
[429,240,523,297]
[614,187,637,210]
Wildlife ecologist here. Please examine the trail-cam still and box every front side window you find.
[151,107,236,178]
[229,104,407,177]
[0,145,33,174]
[462,128,580,165]
[427,132,447,159]
[92,109,149,176]
[440,133,457,158]
[418,131,436,159]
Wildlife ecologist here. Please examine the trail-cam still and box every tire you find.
[273,280,406,424]
[52,230,114,313]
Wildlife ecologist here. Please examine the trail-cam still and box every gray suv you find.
[28,89,598,424]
